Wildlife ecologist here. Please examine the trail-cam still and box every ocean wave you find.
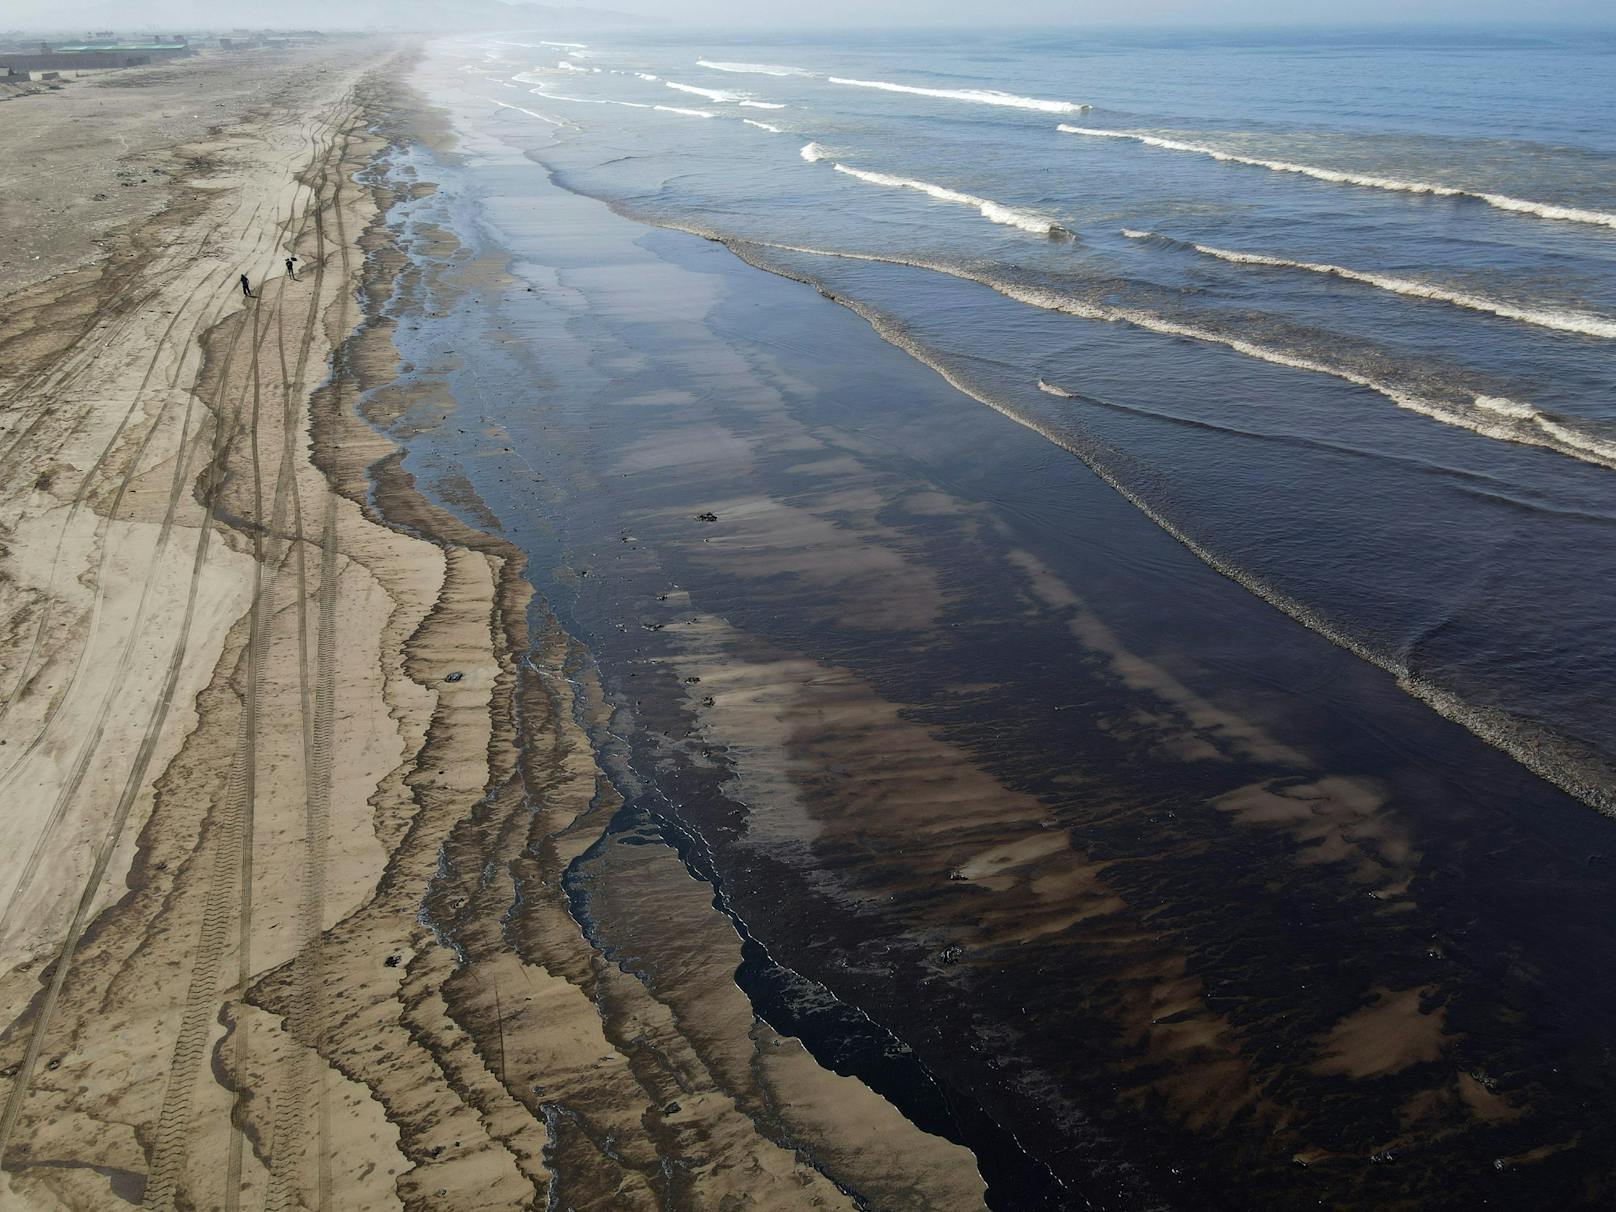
[800,141,831,162]
[744,119,783,133]
[829,76,1088,114]
[495,39,587,49]
[556,61,600,73]
[634,72,659,81]
[510,71,549,85]
[827,164,1066,236]
[491,99,568,127]
[1130,231,1616,339]
[1060,126,1616,230]
[529,88,652,110]
[666,80,745,102]
[697,60,813,77]
[715,235,1616,471]
[654,105,717,118]
[740,100,786,109]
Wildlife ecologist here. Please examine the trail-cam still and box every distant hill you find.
[6,0,645,34]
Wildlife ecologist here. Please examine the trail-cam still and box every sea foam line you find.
[492,99,567,127]
[697,60,813,76]
[556,60,600,73]
[744,119,783,133]
[829,164,1065,235]
[1060,126,1616,230]
[1125,230,1616,339]
[830,76,1088,114]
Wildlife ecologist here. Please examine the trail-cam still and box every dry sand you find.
[0,42,987,1210]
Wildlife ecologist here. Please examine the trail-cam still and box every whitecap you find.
[744,119,784,133]
[697,60,813,77]
[800,142,831,162]
[829,76,1088,114]
[666,80,744,102]
[827,163,1064,236]
[1128,230,1616,339]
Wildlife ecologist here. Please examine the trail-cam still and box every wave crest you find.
[827,163,1065,236]
[1128,230,1616,339]
[829,76,1088,114]
[697,60,813,76]
[1061,126,1616,230]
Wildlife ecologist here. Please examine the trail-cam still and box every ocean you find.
[390,26,1616,1209]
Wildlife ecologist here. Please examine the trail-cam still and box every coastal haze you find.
[1,3,1614,1211]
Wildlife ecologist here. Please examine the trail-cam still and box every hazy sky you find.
[591,0,1616,24]
[6,0,1615,31]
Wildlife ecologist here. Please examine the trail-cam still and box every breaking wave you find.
[826,164,1066,236]
[654,105,716,118]
[740,100,786,109]
[744,119,783,133]
[697,60,814,76]
[800,141,831,161]
[556,61,599,73]
[635,72,659,81]
[1131,231,1616,338]
[829,76,1089,114]
[702,234,1616,471]
[1060,126,1616,230]
[666,80,745,102]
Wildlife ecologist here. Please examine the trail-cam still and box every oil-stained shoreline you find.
[384,50,1616,1212]
[299,73,994,1212]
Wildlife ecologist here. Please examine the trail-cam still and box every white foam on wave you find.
[492,99,567,127]
[740,100,786,109]
[800,142,831,162]
[1473,394,1537,419]
[654,105,716,118]
[697,60,813,77]
[634,72,659,81]
[494,39,587,49]
[744,119,783,133]
[511,71,548,85]
[1131,231,1616,339]
[529,87,652,110]
[828,163,1064,236]
[722,234,1616,472]
[1037,379,1074,398]
[1062,127,1616,231]
[666,80,744,102]
[829,76,1088,114]
[556,61,600,73]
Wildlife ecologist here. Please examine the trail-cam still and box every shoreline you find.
[0,47,993,1210]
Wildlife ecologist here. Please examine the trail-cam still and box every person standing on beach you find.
[239,273,253,298]
[285,255,297,281]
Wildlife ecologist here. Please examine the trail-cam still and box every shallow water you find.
[388,30,1616,1210]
